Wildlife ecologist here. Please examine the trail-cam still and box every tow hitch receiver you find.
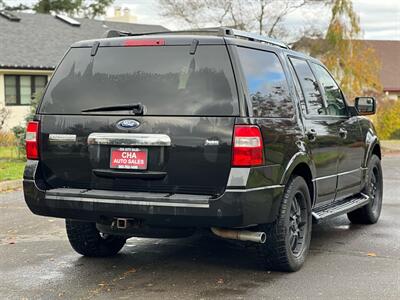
[116,218,128,229]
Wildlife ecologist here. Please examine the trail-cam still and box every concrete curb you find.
[0,180,22,192]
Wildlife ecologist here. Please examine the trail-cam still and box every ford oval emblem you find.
[117,119,140,130]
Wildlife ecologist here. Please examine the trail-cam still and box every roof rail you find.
[103,27,289,49]
[222,28,289,49]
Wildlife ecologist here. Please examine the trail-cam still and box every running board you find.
[312,193,370,223]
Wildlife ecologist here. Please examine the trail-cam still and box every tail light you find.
[232,125,264,167]
[124,39,165,47]
[26,121,40,160]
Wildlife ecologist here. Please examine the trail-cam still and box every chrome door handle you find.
[339,128,348,139]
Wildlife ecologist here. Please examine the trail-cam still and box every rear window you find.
[39,45,239,116]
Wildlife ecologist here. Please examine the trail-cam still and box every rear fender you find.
[363,128,380,168]
[280,152,315,185]
[280,151,316,204]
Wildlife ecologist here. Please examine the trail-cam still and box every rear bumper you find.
[23,160,284,227]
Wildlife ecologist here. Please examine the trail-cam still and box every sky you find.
[4,0,400,40]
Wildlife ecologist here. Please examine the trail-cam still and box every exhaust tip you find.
[211,227,266,244]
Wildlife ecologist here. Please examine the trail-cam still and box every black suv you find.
[23,28,383,272]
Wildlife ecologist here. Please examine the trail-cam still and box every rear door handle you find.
[339,127,348,139]
[306,129,317,142]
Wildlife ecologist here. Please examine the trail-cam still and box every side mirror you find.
[355,97,376,115]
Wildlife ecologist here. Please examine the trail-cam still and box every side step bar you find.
[312,193,370,223]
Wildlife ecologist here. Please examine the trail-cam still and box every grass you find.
[0,146,25,181]
[0,160,25,181]
[0,146,22,160]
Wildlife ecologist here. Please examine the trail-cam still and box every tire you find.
[258,176,312,272]
[66,219,126,257]
[347,154,383,224]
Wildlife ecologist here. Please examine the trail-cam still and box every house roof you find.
[292,38,400,92]
[364,40,400,92]
[0,12,167,70]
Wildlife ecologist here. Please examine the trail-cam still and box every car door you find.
[288,57,339,205]
[311,63,364,200]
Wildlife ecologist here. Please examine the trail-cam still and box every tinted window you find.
[289,57,326,116]
[238,47,294,118]
[288,62,307,113]
[312,63,347,116]
[40,46,238,116]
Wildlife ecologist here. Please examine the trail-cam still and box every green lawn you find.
[0,160,25,181]
[0,146,25,181]
[0,146,22,160]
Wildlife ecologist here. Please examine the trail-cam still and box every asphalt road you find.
[1,157,399,300]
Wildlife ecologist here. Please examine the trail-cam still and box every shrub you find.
[12,92,42,158]
[391,129,400,140]
[0,131,15,146]
[12,125,26,158]
[373,99,400,140]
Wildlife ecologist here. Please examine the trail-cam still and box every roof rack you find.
[103,27,289,49]
[225,28,289,49]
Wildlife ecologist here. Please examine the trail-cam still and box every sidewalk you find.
[0,180,22,192]
[381,140,400,157]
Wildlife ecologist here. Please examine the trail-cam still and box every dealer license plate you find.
[110,147,148,170]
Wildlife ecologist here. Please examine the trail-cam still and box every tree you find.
[32,0,114,18]
[321,0,381,100]
[158,0,322,38]
[0,0,29,10]
[34,0,82,15]
[84,0,114,18]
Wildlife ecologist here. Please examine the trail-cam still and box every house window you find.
[4,75,48,105]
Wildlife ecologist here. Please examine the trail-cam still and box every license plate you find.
[110,147,148,170]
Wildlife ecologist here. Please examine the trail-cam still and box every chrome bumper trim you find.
[313,168,363,182]
[45,195,209,209]
[49,134,77,142]
[226,185,284,193]
[87,133,171,146]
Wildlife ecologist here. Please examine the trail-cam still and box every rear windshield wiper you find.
[81,103,145,115]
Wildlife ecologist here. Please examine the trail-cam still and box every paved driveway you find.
[1,156,399,299]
